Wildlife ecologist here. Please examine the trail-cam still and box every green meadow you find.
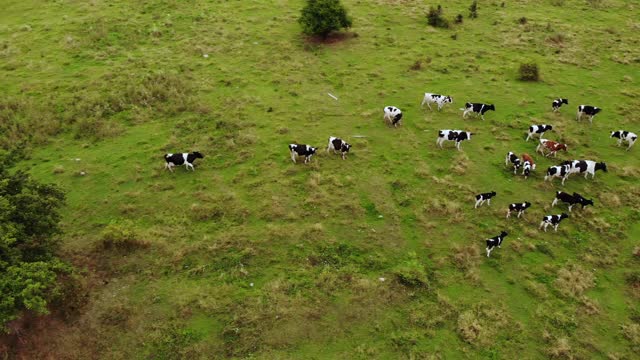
[2,0,639,358]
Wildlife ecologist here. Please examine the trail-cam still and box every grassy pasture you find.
[2,0,640,358]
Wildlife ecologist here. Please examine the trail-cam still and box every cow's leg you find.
[291,151,297,163]
[506,210,511,219]
[475,199,481,208]
[551,198,557,207]
[487,199,491,206]
[554,224,559,232]
[539,221,545,230]
[568,204,573,212]
[486,247,492,257]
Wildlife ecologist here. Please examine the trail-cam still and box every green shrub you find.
[0,159,71,330]
[100,220,148,251]
[393,252,429,288]
[469,1,478,19]
[427,5,450,29]
[518,62,540,81]
[298,0,352,38]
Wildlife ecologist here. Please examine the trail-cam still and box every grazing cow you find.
[540,213,569,232]
[289,144,317,164]
[545,165,571,185]
[461,103,495,120]
[475,191,497,208]
[576,105,601,123]
[485,231,508,257]
[536,139,568,157]
[521,153,536,179]
[506,202,532,218]
[568,160,607,179]
[526,124,553,141]
[505,152,521,174]
[610,130,637,151]
[421,93,453,111]
[164,152,204,172]
[552,98,569,112]
[436,130,473,151]
[383,106,403,127]
[551,191,594,212]
[326,137,351,160]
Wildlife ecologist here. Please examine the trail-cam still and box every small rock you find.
[203,54,209,58]
[80,171,86,176]
[379,277,385,282]
[249,283,254,287]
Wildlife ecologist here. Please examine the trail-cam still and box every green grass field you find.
[2,0,640,358]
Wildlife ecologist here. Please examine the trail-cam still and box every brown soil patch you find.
[305,31,357,45]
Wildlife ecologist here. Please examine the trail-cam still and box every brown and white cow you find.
[536,139,568,157]
[521,153,536,179]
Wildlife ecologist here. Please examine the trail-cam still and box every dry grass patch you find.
[554,265,595,298]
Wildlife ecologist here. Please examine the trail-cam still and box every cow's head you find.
[192,151,204,159]
[610,131,621,139]
[596,162,607,172]
[593,107,602,115]
[500,231,508,238]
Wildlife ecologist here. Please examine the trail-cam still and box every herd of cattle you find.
[162,93,636,258]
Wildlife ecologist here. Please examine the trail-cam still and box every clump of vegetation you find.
[392,252,429,288]
[0,151,71,330]
[518,62,540,81]
[547,337,573,359]
[518,17,528,25]
[469,1,478,19]
[298,0,352,39]
[100,220,148,251]
[554,265,595,298]
[621,323,640,346]
[455,14,464,24]
[427,5,450,29]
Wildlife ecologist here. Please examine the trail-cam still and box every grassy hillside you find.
[2,0,640,358]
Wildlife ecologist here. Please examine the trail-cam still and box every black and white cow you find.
[475,191,496,208]
[505,152,521,174]
[552,98,568,112]
[461,103,495,120]
[421,93,453,111]
[289,144,317,164]
[506,202,532,218]
[327,137,351,160]
[551,191,593,212]
[526,124,553,141]
[567,160,607,179]
[383,106,403,127]
[610,130,637,151]
[545,165,571,185]
[436,130,473,150]
[576,105,601,123]
[164,151,204,172]
[539,213,569,232]
[485,231,508,257]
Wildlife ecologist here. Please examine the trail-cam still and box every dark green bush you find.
[427,5,450,29]
[298,0,352,38]
[469,1,478,18]
[519,62,540,81]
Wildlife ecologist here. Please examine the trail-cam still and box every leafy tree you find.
[0,150,70,331]
[298,0,353,38]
